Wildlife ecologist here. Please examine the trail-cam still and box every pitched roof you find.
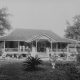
[0,28,79,43]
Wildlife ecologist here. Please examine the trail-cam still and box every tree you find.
[65,15,80,40]
[0,8,11,36]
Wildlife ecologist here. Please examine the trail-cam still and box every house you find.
[0,28,79,60]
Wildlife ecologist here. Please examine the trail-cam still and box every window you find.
[5,41,18,48]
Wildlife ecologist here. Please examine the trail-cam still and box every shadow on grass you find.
[23,65,47,72]
[23,61,52,72]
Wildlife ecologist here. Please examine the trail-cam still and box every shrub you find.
[76,54,80,63]
[23,56,42,71]
[55,62,80,80]
[64,64,80,80]
[59,53,66,57]
[55,62,75,70]
[0,75,10,80]
[0,50,3,56]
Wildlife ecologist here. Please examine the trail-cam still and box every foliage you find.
[59,53,67,60]
[23,56,42,71]
[0,61,69,80]
[1,59,80,80]
[55,62,75,70]
[55,61,80,80]
[76,54,80,63]
[0,7,11,35]
[0,75,10,80]
[0,50,3,56]
[64,65,80,80]
[65,15,80,40]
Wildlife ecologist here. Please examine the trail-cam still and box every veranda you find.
[0,39,79,59]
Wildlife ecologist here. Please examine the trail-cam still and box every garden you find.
[0,54,80,80]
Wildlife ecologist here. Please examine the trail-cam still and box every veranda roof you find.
[0,28,79,43]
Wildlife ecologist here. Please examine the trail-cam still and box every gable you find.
[38,35,50,40]
[29,34,56,42]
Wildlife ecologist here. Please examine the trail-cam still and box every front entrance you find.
[37,40,51,52]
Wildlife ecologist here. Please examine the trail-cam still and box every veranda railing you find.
[5,48,18,52]
[52,49,67,52]
[5,48,31,52]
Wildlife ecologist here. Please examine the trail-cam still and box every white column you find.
[18,41,20,52]
[60,43,61,51]
[2,41,6,57]
[66,44,70,60]
[51,41,52,52]
[4,41,5,52]
[56,43,58,52]
[67,44,69,52]
[31,40,37,57]
[75,43,77,53]
[31,47,36,57]
[36,40,37,52]
[23,46,25,52]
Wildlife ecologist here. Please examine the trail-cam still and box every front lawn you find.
[0,60,71,80]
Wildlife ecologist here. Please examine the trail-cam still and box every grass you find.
[0,60,70,80]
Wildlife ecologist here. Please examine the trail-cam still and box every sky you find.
[0,0,80,37]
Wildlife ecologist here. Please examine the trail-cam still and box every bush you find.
[55,62,80,80]
[65,64,80,80]
[76,54,80,63]
[23,56,42,71]
[0,50,3,56]
[55,62,75,70]
[0,75,10,80]
[59,53,66,57]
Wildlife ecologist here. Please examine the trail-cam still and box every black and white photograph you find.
[0,0,80,80]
